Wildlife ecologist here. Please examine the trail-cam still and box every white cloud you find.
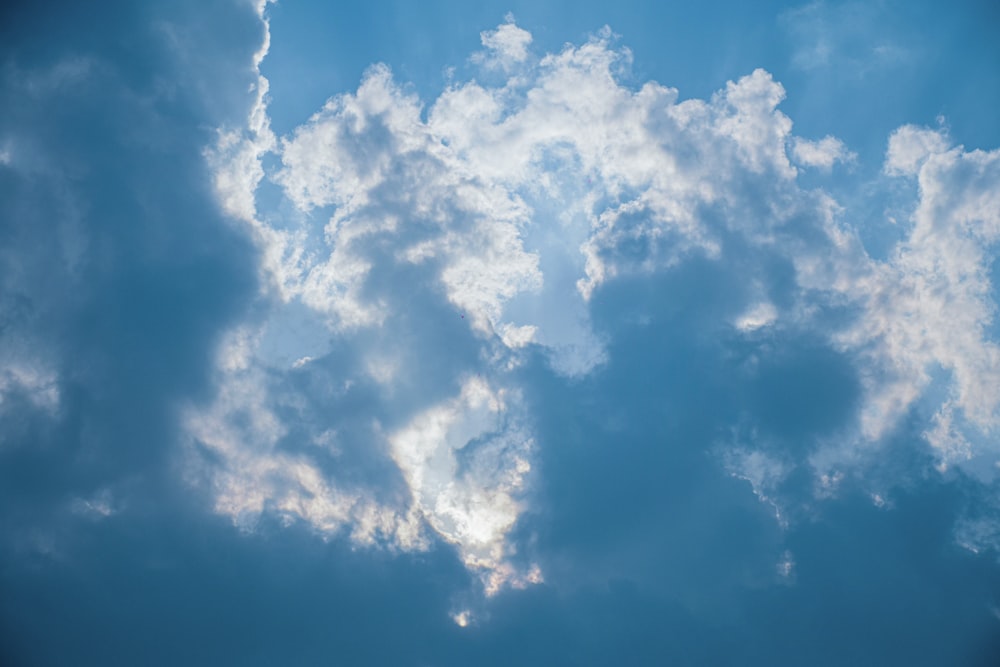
[735,302,778,332]
[202,18,857,586]
[473,14,533,71]
[184,327,536,591]
[259,31,821,370]
[451,609,472,627]
[202,15,1000,587]
[791,135,855,170]
[182,338,427,549]
[204,0,283,299]
[828,129,1000,476]
[388,376,537,594]
[884,124,951,176]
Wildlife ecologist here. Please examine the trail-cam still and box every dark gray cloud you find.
[0,0,261,598]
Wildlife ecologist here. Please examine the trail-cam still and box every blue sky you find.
[2,0,1000,664]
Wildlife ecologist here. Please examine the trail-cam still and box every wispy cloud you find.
[780,1,914,74]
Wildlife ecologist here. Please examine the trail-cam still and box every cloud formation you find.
[4,3,1000,663]
[199,14,1000,598]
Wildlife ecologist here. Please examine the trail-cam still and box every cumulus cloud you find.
[199,15,1000,594]
[5,2,1000,662]
[263,40,816,370]
[823,128,1000,477]
[473,14,533,71]
[388,376,537,594]
[791,135,855,170]
[184,319,536,590]
[884,124,952,176]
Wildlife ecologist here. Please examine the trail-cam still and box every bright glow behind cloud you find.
[388,376,535,595]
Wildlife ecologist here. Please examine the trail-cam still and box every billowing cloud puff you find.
[791,135,855,170]
[841,127,1000,476]
[473,14,533,71]
[198,16,1000,593]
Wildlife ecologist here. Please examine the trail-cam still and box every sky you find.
[2,0,1000,664]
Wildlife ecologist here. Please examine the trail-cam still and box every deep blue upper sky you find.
[2,1,1000,665]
